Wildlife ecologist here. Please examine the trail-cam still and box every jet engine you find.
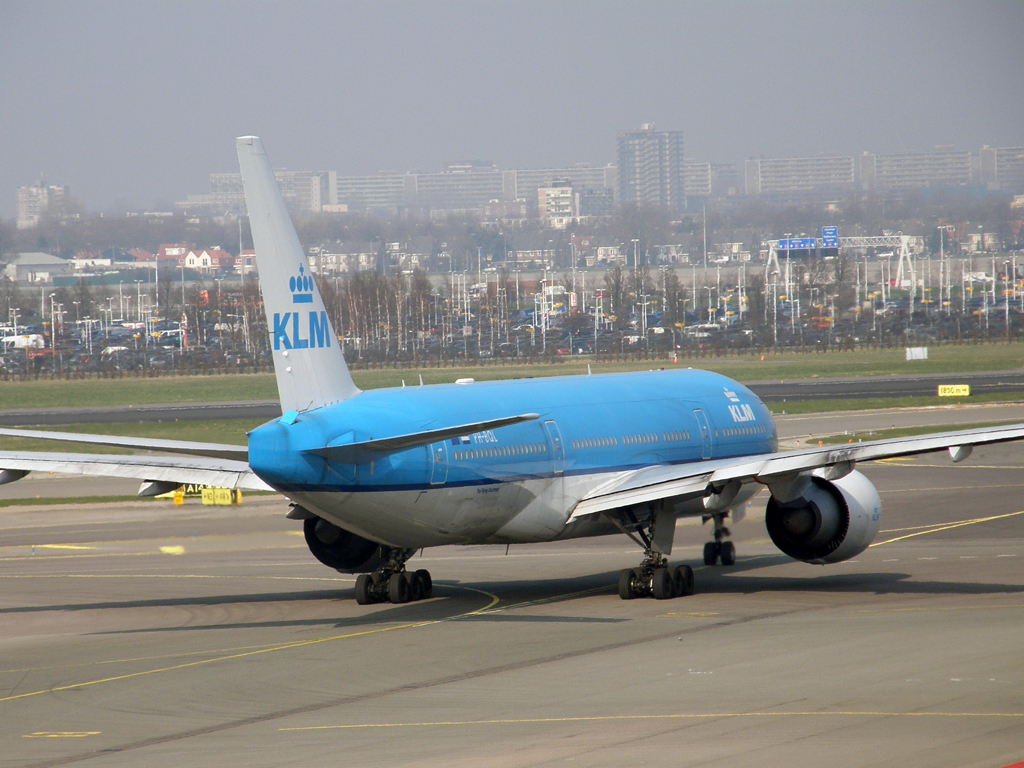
[303,517,386,573]
[765,470,881,564]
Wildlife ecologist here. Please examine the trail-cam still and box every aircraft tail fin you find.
[236,136,360,412]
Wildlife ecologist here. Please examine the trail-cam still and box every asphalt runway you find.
[3,369,1024,426]
[2,413,1024,767]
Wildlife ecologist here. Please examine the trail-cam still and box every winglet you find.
[236,136,360,412]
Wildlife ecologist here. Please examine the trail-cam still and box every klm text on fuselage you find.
[274,311,331,350]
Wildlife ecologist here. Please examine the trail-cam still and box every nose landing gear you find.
[354,547,433,605]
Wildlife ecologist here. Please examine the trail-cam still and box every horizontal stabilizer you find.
[308,413,540,460]
[0,427,247,461]
[0,451,271,491]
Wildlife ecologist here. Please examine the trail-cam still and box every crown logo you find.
[289,264,313,304]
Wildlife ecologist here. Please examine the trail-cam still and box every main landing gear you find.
[615,500,694,600]
[354,547,433,605]
[618,553,694,600]
[702,513,736,566]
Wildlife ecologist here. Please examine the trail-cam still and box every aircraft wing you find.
[568,422,1024,522]
[0,427,248,461]
[0,450,272,492]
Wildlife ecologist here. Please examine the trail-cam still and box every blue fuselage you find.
[248,370,776,533]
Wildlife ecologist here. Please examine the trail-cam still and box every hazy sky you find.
[2,0,1022,217]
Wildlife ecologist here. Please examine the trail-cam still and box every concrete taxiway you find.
[1,411,1023,767]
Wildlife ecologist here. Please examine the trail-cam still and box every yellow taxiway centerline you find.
[0,585,500,705]
[870,509,1024,547]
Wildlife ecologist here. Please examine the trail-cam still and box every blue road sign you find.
[777,238,817,250]
[822,226,839,249]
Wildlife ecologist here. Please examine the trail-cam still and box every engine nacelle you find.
[765,470,881,564]
[303,517,386,573]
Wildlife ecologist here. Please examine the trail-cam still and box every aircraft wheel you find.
[670,565,684,596]
[703,541,719,566]
[720,541,736,566]
[674,565,695,596]
[618,568,636,600]
[355,574,374,605]
[651,567,674,600]
[388,572,409,603]
[414,569,433,599]
[404,571,423,601]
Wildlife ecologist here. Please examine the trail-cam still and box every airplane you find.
[3,135,1024,606]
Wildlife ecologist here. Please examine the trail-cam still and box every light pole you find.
[1005,260,1011,339]
[49,293,56,350]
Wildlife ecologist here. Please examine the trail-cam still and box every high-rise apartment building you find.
[537,181,579,229]
[859,148,972,193]
[16,181,68,229]
[980,146,1024,193]
[333,165,617,217]
[682,162,712,198]
[617,124,685,212]
[744,156,855,196]
[188,170,324,215]
[507,165,617,208]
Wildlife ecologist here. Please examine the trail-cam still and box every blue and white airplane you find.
[4,135,1024,605]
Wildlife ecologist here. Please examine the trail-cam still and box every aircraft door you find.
[429,441,448,485]
[542,420,565,475]
[693,409,712,460]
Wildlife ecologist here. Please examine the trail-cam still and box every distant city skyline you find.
[3,1,1023,217]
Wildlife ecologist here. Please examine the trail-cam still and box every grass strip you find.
[0,419,261,453]
[0,495,142,508]
[766,391,1024,415]
[810,420,1022,446]
[2,343,1024,409]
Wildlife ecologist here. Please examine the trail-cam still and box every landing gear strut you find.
[354,547,433,605]
[702,513,736,566]
[616,501,694,600]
